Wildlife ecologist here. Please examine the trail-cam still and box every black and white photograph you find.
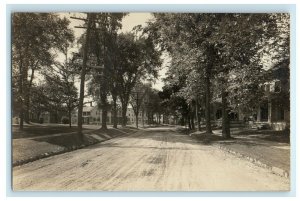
[11,12,290,191]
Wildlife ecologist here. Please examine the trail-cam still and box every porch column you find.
[257,107,261,122]
[268,101,272,123]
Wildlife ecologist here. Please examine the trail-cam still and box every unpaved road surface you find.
[13,127,289,191]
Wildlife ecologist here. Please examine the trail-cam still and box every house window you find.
[274,81,281,93]
[278,108,285,121]
[216,109,222,119]
[260,103,269,121]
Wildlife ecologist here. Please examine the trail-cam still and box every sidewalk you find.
[12,127,138,167]
[189,128,290,178]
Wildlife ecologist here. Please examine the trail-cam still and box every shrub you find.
[61,116,69,124]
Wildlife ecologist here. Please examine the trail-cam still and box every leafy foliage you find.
[145,13,289,135]
[12,13,74,128]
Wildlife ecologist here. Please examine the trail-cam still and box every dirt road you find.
[13,127,289,191]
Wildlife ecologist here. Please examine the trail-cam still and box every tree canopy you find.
[12,13,74,129]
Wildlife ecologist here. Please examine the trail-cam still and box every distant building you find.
[82,106,93,124]
[71,102,118,125]
[39,112,51,124]
[126,107,148,125]
[71,102,147,126]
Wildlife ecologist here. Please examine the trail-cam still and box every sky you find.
[120,13,169,90]
[59,12,167,91]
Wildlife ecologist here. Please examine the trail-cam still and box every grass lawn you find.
[217,137,290,172]
[12,124,93,139]
[12,127,138,166]
[232,129,290,144]
[34,134,98,149]
[13,134,99,166]
[183,127,290,173]
[178,126,290,144]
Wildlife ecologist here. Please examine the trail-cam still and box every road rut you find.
[13,127,289,191]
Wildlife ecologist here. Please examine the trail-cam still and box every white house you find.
[71,103,147,126]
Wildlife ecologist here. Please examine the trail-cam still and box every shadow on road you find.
[82,126,215,151]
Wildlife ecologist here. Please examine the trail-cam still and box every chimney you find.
[90,102,93,107]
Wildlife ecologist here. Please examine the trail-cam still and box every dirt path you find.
[13,127,289,191]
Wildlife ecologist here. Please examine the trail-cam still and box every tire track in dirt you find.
[13,127,289,191]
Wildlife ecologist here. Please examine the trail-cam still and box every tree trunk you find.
[100,90,108,130]
[187,115,192,130]
[121,102,128,127]
[147,112,152,125]
[189,104,195,130]
[101,108,107,130]
[196,97,201,131]
[18,50,29,130]
[221,86,231,138]
[142,108,145,128]
[37,111,41,123]
[135,111,138,128]
[55,109,59,123]
[68,109,72,128]
[191,112,195,130]
[24,68,35,124]
[151,113,154,124]
[18,58,24,130]
[19,104,24,130]
[205,68,212,136]
[24,95,30,124]
[158,113,161,124]
[134,93,139,128]
[112,96,117,128]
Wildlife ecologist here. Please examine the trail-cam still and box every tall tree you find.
[42,65,78,127]
[27,84,49,122]
[12,13,74,129]
[146,13,216,136]
[87,13,126,130]
[147,13,280,139]
[129,82,151,128]
[116,32,162,127]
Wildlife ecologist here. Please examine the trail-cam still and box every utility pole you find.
[142,103,145,128]
[72,14,93,138]
[196,94,201,131]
